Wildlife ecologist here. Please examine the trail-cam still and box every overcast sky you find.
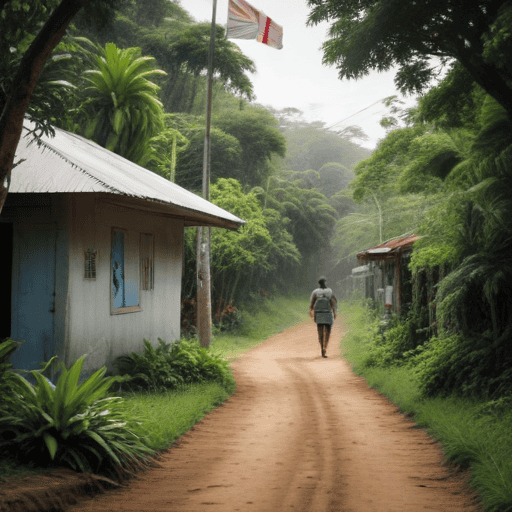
[181,0,417,148]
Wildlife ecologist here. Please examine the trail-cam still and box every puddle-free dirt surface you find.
[65,320,480,512]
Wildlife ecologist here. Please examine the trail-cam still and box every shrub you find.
[114,338,184,391]
[413,333,512,398]
[374,317,423,365]
[0,354,152,478]
[114,338,235,393]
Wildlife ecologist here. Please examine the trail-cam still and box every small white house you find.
[0,123,244,375]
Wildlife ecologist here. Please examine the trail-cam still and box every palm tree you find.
[79,42,166,164]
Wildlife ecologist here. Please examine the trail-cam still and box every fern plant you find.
[114,338,235,393]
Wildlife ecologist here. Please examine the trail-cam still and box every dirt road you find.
[68,321,480,512]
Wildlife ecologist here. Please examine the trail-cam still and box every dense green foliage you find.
[328,24,512,397]
[181,179,303,326]
[340,299,512,512]
[114,338,235,394]
[0,341,151,478]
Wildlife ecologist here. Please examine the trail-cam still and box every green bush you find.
[114,338,235,393]
[341,299,512,511]
[345,296,512,399]
[413,333,512,398]
[0,354,152,478]
[114,338,183,390]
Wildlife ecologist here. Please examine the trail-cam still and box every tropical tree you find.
[349,125,426,204]
[343,58,512,398]
[175,125,242,192]
[253,175,338,283]
[415,150,512,397]
[122,22,255,114]
[307,0,512,117]
[0,5,76,136]
[213,106,287,188]
[416,63,485,130]
[397,130,474,194]
[164,24,255,112]
[260,207,302,291]
[76,42,166,164]
[414,95,512,346]
[182,178,301,318]
[117,0,187,29]
[77,10,257,115]
[287,163,354,199]
[0,0,120,214]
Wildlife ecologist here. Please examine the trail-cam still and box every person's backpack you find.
[314,292,331,313]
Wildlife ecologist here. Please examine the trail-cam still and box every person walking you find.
[309,276,337,358]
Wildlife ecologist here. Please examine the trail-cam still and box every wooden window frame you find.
[110,228,142,315]
[140,233,155,291]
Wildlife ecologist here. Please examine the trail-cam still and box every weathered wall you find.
[66,194,184,374]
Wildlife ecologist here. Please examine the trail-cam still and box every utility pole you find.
[196,0,217,348]
[370,190,383,244]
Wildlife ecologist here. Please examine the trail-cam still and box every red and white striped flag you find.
[226,0,283,50]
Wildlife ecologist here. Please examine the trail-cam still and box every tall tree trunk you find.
[187,75,200,114]
[0,0,90,214]
[229,271,241,305]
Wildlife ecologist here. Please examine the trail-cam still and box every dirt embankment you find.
[2,321,481,512]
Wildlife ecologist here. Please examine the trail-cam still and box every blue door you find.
[11,226,56,370]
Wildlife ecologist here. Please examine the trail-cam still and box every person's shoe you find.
[321,348,326,358]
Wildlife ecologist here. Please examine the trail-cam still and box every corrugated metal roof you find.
[10,122,245,230]
[357,234,420,262]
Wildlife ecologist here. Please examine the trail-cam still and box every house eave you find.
[357,234,421,264]
[6,191,244,230]
[96,194,244,230]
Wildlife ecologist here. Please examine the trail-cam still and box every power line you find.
[325,97,389,131]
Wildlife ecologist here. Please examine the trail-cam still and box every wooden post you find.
[197,0,217,348]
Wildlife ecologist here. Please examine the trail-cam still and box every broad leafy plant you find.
[0,353,151,478]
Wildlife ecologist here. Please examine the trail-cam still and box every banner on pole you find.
[226,0,283,50]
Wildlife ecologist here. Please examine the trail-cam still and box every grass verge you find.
[121,382,232,451]
[211,293,309,359]
[339,299,512,512]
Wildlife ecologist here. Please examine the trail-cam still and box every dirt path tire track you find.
[68,321,481,512]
